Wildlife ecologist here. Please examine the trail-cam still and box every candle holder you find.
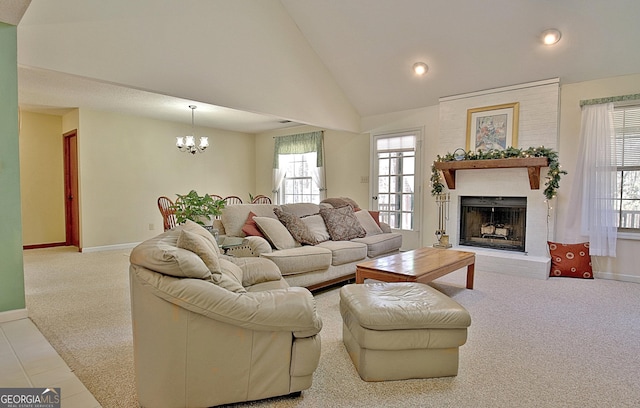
[433,192,452,248]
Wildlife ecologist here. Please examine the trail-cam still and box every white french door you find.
[371,129,422,250]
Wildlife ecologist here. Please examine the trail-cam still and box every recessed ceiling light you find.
[541,29,562,45]
[413,62,428,75]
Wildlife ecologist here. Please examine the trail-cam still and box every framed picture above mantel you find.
[466,102,519,152]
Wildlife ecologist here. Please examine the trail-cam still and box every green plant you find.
[431,146,567,200]
[171,190,226,225]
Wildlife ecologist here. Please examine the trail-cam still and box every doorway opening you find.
[63,130,80,250]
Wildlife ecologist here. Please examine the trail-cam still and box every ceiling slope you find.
[16,0,360,132]
[0,0,30,25]
[282,0,640,116]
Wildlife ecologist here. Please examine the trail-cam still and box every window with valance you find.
[272,131,326,204]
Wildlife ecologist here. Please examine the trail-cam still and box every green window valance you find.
[580,93,640,107]
[273,131,324,168]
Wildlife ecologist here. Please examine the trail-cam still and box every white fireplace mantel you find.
[433,157,549,189]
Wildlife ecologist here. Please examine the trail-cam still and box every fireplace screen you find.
[459,196,526,252]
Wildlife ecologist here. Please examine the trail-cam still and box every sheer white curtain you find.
[565,103,617,256]
[272,154,291,203]
[304,152,327,201]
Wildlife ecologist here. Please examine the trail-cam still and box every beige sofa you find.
[214,202,402,291]
[129,221,322,408]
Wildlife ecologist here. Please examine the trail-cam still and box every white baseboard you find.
[82,242,140,253]
[0,308,29,323]
[594,271,640,284]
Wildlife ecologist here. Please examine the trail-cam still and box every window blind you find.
[613,105,640,168]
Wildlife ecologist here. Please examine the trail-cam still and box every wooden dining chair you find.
[223,195,243,205]
[251,195,272,204]
[157,196,178,231]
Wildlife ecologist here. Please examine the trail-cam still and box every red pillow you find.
[548,241,593,279]
[241,211,264,238]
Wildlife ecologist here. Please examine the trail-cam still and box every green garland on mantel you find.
[430,146,567,200]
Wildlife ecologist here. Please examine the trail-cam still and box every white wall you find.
[76,109,256,249]
[19,111,65,246]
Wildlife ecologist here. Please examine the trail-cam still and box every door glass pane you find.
[402,212,413,230]
[402,176,414,193]
[377,135,415,151]
[403,156,415,174]
[378,157,389,175]
[402,194,414,212]
[389,157,399,175]
[389,176,397,192]
[374,134,418,231]
[379,177,389,193]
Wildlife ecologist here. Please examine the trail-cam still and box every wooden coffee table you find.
[355,247,476,289]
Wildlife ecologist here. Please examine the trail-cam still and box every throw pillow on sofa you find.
[176,229,222,274]
[253,216,300,250]
[176,229,246,293]
[183,219,221,254]
[130,228,211,280]
[241,211,265,238]
[355,210,383,236]
[319,205,366,241]
[274,208,318,245]
[368,210,381,227]
[321,197,361,211]
[222,256,283,287]
[301,214,331,243]
[217,259,248,293]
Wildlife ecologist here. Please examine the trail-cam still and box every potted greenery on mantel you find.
[171,190,226,226]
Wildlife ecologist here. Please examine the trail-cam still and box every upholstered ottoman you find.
[340,282,471,381]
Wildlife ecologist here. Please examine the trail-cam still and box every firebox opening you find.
[459,196,527,252]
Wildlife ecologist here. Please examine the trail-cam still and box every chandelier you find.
[176,105,208,154]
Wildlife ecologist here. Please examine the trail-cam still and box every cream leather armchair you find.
[129,222,322,408]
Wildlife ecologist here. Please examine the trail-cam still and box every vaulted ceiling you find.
[4,0,640,133]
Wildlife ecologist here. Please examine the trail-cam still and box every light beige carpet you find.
[23,247,640,407]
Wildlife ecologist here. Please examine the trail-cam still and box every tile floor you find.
[0,318,101,408]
